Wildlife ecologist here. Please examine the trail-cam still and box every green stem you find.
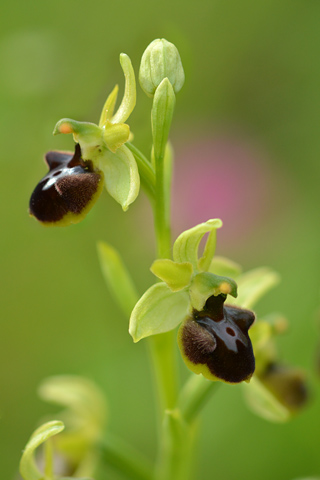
[155,410,197,480]
[154,149,171,259]
[178,374,219,424]
[149,140,178,415]
[99,433,153,480]
[148,332,179,413]
[126,142,156,200]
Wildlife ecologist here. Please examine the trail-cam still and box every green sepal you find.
[38,376,107,475]
[151,78,175,160]
[97,144,140,210]
[189,272,237,311]
[173,219,223,271]
[111,53,136,125]
[150,259,193,291]
[19,420,65,480]
[38,375,107,430]
[243,376,293,423]
[99,84,119,127]
[209,255,242,278]
[227,267,280,309]
[129,282,189,342]
[53,118,104,163]
[53,118,101,145]
[97,241,139,317]
[249,320,274,353]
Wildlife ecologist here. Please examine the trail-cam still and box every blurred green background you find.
[1,0,320,478]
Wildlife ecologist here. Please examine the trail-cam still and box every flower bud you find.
[139,38,185,97]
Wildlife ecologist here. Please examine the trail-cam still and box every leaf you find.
[173,219,223,271]
[98,144,140,210]
[209,255,242,278]
[97,241,139,317]
[189,272,237,311]
[150,259,193,291]
[129,283,189,342]
[20,420,65,480]
[227,267,280,309]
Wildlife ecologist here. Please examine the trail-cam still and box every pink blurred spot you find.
[172,136,275,247]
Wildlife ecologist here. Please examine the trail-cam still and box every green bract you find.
[129,219,238,342]
[139,38,185,97]
[151,78,176,161]
[54,54,139,211]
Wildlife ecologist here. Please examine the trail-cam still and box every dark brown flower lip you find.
[29,144,103,225]
[258,362,309,410]
[179,294,256,383]
[193,295,255,353]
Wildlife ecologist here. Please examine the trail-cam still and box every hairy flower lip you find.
[29,143,104,226]
[178,294,256,383]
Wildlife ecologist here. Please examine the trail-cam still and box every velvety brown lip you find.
[180,294,256,383]
[29,144,101,224]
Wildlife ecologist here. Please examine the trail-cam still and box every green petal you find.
[19,420,64,480]
[208,255,242,278]
[150,259,193,291]
[227,267,280,309]
[173,219,223,271]
[129,283,189,342]
[189,272,237,311]
[98,144,140,210]
[198,229,217,272]
[53,118,103,162]
[99,84,119,127]
[111,53,136,125]
[97,241,139,317]
[102,121,130,152]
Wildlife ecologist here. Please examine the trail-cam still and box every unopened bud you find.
[139,38,185,97]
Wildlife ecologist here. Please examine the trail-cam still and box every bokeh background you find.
[1,1,320,478]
